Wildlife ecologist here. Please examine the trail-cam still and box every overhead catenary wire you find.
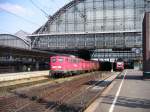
[30,0,49,18]
[0,7,41,27]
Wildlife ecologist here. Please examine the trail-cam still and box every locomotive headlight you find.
[57,66,62,69]
[52,66,62,69]
[52,66,56,68]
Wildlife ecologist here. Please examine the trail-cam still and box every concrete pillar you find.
[143,12,150,78]
[111,62,114,72]
[22,65,27,72]
[36,62,39,70]
[134,61,140,70]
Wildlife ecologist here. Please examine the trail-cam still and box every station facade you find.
[29,0,150,66]
[0,34,50,73]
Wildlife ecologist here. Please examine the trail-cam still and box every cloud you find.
[0,3,34,16]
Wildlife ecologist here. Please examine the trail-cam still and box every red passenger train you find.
[49,55,100,77]
[115,59,124,71]
[116,62,124,71]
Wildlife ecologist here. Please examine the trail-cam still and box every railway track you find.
[0,71,120,112]
[0,76,52,97]
[50,72,117,112]
[0,71,89,96]
[14,72,100,99]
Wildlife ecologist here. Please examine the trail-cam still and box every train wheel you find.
[50,73,54,78]
[70,72,73,76]
[77,71,80,75]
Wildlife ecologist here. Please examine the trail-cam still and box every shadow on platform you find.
[102,95,150,109]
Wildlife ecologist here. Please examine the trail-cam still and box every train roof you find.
[51,54,77,58]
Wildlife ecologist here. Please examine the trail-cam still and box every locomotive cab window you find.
[69,59,72,63]
[52,58,56,63]
[65,58,69,62]
[73,59,76,63]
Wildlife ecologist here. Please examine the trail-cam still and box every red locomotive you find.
[49,55,100,77]
[115,59,124,71]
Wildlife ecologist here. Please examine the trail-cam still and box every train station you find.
[0,0,150,112]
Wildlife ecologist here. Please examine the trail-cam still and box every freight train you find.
[49,55,125,77]
[49,55,100,77]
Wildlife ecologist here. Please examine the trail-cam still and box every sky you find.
[0,0,71,34]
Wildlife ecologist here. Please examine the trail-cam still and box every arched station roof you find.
[34,0,84,34]
[0,34,30,49]
[34,0,147,34]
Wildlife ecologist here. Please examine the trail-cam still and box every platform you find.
[0,70,49,82]
[85,70,150,112]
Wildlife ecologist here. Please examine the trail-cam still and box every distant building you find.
[0,33,50,73]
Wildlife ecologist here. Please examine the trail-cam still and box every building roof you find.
[34,0,83,34]
[0,34,30,46]
[15,30,31,42]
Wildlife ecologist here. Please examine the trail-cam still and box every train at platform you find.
[49,55,100,77]
[49,55,125,77]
